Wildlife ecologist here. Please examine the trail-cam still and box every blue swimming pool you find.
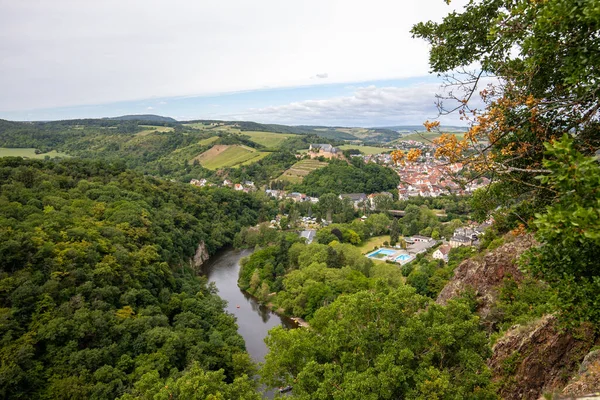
[367,248,397,258]
[394,254,411,262]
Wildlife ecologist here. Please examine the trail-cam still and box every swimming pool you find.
[367,248,397,259]
[394,254,411,262]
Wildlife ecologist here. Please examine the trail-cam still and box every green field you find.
[198,136,220,146]
[239,131,297,148]
[399,132,465,144]
[338,144,389,155]
[184,123,296,148]
[0,148,70,159]
[191,145,269,170]
[136,125,174,136]
[356,235,392,254]
[277,159,328,183]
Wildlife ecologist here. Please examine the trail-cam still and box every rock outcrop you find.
[190,241,210,272]
[561,349,600,398]
[488,315,595,399]
[436,233,536,319]
[435,233,599,398]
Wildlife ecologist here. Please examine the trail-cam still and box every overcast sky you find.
[0,0,470,125]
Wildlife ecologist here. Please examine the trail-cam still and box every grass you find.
[238,131,298,148]
[136,125,174,136]
[277,159,328,183]
[0,148,70,159]
[190,145,269,170]
[356,235,393,254]
[338,144,389,155]
[198,136,220,146]
[184,123,297,148]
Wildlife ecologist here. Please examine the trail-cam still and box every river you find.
[202,248,295,363]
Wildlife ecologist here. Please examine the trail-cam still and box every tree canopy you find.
[0,158,265,398]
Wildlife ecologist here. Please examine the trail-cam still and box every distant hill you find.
[379,125,469,134]
[110,114,178,123]
[182,120,403,142]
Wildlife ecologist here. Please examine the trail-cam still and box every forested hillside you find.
[293,158,400,196]
[0,158,267,399]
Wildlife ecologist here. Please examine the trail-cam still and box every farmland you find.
[190,145,269,170]
[338,144,389,155]
[277,159,328,183]
[135,125,174,136]
[0,148,70,159]
[238,131,298,148]
[183,123,298,148]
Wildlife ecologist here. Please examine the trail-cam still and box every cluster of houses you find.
[265,190,319,203]
[449,221,492,248]
[189,178,257,193]
[396,162,491,199]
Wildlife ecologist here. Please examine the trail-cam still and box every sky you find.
[0,0,471,126]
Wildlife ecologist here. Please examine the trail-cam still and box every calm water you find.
[202,248,295,363]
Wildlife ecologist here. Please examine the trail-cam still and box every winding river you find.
[202,248,295,363]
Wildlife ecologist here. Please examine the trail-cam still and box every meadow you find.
[135,125,174,136]
[0,148,70,159]
[338,144,389,155]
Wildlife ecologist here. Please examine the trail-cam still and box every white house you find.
[433,244,452,262]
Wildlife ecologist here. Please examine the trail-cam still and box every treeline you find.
[0,158,268,398]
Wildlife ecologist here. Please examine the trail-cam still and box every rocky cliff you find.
[436,234,536,319]
[190,241,210,272]
[488,315,595,399]
[436,234,598,399]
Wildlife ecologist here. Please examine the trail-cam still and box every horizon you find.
[0,1,474,127]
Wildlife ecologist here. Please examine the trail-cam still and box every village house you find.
[449,235,473,248]
[234,183,244,191]
[265,189,285,199]
[189,178,207,187]
[432,244,452,262]
[339,193,368,209]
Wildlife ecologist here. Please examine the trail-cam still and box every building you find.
[308,143,341,159]
[433,244,452,262]
[339,193,368,209]
[190,178,207,187]
[449,235,473,248]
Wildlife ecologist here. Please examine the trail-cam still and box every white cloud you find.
[236,84,467,126]
[312,73,329,79]
[147,106,154,110]
[0,0,468,112]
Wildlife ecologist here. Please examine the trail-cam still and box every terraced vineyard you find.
[190,145,269,169]
[277,159,328,183]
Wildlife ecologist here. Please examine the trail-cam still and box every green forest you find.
[0,158,267,398]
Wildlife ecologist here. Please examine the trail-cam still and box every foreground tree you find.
[408,0,600,327]
[262,286,496,399]
[403,0,599,223]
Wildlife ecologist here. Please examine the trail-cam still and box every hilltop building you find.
[309,144,341,159]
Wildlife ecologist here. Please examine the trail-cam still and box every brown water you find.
[202,248,295,363]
